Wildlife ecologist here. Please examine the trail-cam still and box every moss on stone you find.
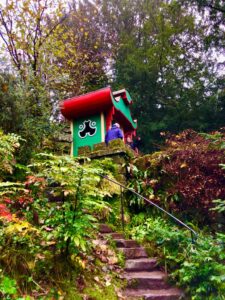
[114,174,126,185]
[133,154,152,170]
[93,142,107,151]
[111,155,126,165]
[108,139,126,149]
[78,146,91,156]
[133,151,168,170]
[90,150,107,158]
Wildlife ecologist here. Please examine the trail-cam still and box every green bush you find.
[0,153,120,297]
[0,130,21,181]
[129,215,225,299]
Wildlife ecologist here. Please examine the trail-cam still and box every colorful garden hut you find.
[60,87,137,156]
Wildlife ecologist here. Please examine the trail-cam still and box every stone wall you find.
[78,139,135,184]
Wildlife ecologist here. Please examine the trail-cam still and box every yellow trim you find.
[100,113,105,142]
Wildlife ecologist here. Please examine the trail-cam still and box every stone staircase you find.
[99,224,184,300]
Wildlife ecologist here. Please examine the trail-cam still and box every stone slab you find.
[125,258,158,272]
[115,239,140,248]
[123,271,169,289]
[124,287,184,300]
[99,224,113,233]
[102,232,125,239]
[119,247,148,259]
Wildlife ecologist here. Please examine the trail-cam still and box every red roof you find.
[60,87,113,120]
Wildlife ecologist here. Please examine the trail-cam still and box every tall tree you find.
[0,0,67,131]
[50,0,114,97]
[0,0,67,80]
[99,0,225,152]
[182,0,225,50]
[0,0,114,111]
[0,0,114,160]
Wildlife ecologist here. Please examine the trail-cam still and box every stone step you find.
[119,247,148,259]
[124,287,183,300]
[125,258,158,272]
[123,271,169,290]
[99,224,113,233]
[114,239,140,248]
[92,239,108,246]
[102,232,124,239]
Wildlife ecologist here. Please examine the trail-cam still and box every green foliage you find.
[0,0,66,79]
[83,284,119,300]
[211,199,225,213]
[129,215,225,299]
[25,154,118,255]
[0,275,17,299]
[0,72,63,163]
[100,0,225,152]
[200,133,225,149]
[50,0,113,96]
[126,165,154,210]
[182,0,225,49]
[175,236,225,300]
[0,130,21,180]
[0,153,120,298]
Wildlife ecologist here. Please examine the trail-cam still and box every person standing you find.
[126,135,135,150]
[105,123,123,145]
[133,136,142,154]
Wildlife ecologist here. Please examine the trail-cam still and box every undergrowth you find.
[129,214,225,299]
[0,149,122,299]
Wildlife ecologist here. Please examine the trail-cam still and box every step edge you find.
[124,288,184,296]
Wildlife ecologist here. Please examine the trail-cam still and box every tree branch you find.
[39,13,69,48]
[0,9,21,71]
[207,3,225,14]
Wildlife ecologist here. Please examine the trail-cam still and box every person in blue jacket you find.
[105,123,124,145]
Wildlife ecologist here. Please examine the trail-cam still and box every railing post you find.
[191,231,196,244]
[100,174,198,240]
[120,186,125,232]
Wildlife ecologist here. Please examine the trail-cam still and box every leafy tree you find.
[0,0,69,160]
[50,0,114,97]
[99,0,224,152]
[0,71,60,162]
[0,0,114,154]
[182,0,225,50]
[0,0,114,97]
[0,0,67,80]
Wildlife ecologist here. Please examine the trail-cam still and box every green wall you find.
[73,114,102,156]
[112,94,137,129]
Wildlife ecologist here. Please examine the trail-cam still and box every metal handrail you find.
[100,174,198,242]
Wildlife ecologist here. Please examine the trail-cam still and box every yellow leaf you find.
[180,163,187,168]
[27,260,35,270]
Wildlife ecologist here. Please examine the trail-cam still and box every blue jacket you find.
[105,125,123,144]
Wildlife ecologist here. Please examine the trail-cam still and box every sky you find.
[0,0,224,75]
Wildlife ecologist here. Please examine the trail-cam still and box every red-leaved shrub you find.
[133,129,225,224]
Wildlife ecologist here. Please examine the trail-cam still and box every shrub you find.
[0,130,21,181]
[131,129,225,224]
[129,215,225,299]
[0,153,120,297]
